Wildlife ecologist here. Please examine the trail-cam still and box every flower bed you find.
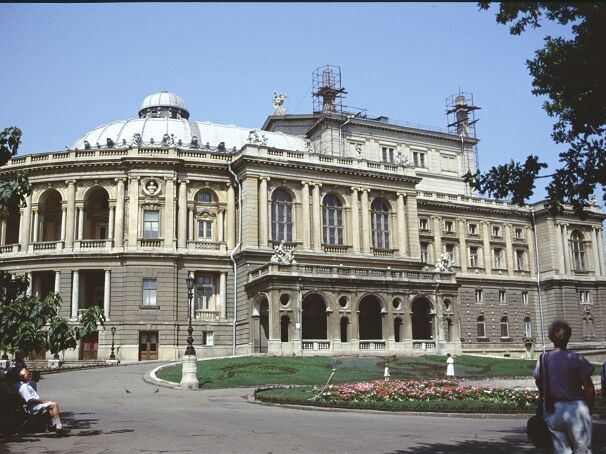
[316,379,538,410]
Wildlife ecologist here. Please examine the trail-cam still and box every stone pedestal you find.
[180,354,199,389]
[48,359,62,369]
[105,359,120,366]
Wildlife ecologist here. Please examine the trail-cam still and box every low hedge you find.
[255,386,535,414]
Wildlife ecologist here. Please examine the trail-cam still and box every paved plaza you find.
[2,363,605,454]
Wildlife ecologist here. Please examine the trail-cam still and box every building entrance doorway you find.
[302,294,327,339]
[139,331,158,360]
[412,298,433,339]
[80,332,99,360]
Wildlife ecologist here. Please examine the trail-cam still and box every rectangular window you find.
[494,248,503,269]
[413,151,426,168]
[491,225,501,238]
[202,331,214,346]
[514,227,524,239]
[522,291,529,305]
[469,246,479,267]
[500,318,509,338]
[441,154,457,172]
[198,220,213,240]
[516,250,525,270]
[196,275,214,311]
[444,220,454,233]
[524,319,532,337]
[499,290,506,304]
[445,244,455,263]
[468,223,477,235]
[579,290,591,304]
[143,210,160,239]
[142,279,157,306]
[477,318,486,337]
[420,242,429,263]
[475,289,483,303]
[419,218,429,231]
[381,146,394,163]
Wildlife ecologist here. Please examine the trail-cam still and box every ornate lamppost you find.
[110,326,117,359]
[106,325,119,365]
[180,276,199,389]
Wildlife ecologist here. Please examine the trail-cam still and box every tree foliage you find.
[0,127,105,358]
[466,3,606,216]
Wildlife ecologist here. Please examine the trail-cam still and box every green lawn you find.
[155,354,538,389]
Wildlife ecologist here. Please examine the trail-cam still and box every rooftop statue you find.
[395,150,410,166]
[132,133,142,146]
[248,129,268,146]
[272,92,287,115]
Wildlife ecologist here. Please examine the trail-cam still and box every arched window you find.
[477,316,486,338]
[322,194,343,245]
[523,317,532,338]
[500,316,509,338]
[371,199,390,249]
[271,189,293,242]
[196,190,213,203]
[571,231,586,271]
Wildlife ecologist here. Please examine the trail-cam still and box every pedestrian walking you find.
[532,320,595,453]
[446,353,455,377]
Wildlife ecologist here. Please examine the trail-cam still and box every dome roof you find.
[70,92,307,152]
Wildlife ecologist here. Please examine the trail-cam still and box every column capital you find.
[301,180,310,187]
[396,192,407,198]
[313,182,322,188]
[114,177,127,183]
[259,176,270,182]
[65,179,76,186]
[129,176,140,182]
[178,179,190,185]
[163,176,177,182]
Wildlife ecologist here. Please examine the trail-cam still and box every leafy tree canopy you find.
[0,127,104,358]
[466,3,606,216]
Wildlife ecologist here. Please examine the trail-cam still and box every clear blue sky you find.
[0,2,576,202]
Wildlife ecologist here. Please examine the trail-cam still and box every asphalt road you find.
[2,363,605,454]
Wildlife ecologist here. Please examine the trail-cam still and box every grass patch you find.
[155,354,538,389]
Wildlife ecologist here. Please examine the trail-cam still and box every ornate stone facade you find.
[1,92,604,362]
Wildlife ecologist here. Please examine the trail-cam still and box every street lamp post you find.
[110,326,116,360]
[180,276,199,389]
[106,325,119,365]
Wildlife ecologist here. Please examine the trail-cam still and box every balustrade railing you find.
[359,341,385,350]
[301,340,330,351]
[412,340,436,350]
[194,310,220,321]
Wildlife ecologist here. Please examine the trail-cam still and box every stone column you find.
[396,193,406,256]
[259,177,269,247]
[18,209,23,244]
[77,206,84,240]
[433,217,442,262]
[114,178,125,248]
[555,222,565,274]
[164,177,175,248]
[301,182,311,249]
[127,177,139,247]
[54,271,61,293]
[220,272,227,319]
[0,218,6,246]
[108,206,115,240]
[21,193,32,251]
[188,208,194,241]
[104,270,111,321]
[32,210,39,243]
[177,180,188,248]
[458,219,467,273]
[71,270,79,319]
[360,189,370,253]
[217,209,225,242]
[26,272,32,297]
[505,224,514,275]
[405,193,420,258]
[482,222,492,273]
[226,183,235,249]
[562,224,571,272]
[61,207,66,241]
[351,187,360,253]
[527,226,536,277]
[312,183,322,251]
[591,227,602,276]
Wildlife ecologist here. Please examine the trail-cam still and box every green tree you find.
[465,3,606,216]
[0,127,104,359]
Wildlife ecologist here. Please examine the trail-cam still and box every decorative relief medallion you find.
[142,178,161,197]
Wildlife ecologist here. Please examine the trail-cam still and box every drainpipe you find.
[227,159,242,356]
[530,208,546,354]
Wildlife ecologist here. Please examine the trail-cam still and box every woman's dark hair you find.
[548,320,572,347]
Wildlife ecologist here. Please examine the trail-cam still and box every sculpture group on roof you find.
[248,129,268,146]
[434,253,454,272]
[272,92,287,115]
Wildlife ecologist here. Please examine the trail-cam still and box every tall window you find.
[468,223,478,235]
[413,151,426,168]
[492,225,501,237]
[500,316,509,338]
[143,210,159,239]
[198,220,212,240]
[475,289,483,303]
[381,146,394,163]
[271,189,293,242]
[322,194,343,245]
[371,199,390,249]
[469,246,479,267]
[142,279,157,306]
[196,275,214,311]
[579,290,591,304]
[445,244,455,263]
[494,248,503,269]
[419,218,429,230]
[524,317,532,337]
[514,227,524,239]
[420,242,429,263]
[515,250,525,270]
[522,291,529,305]
[444,220,454,233]
[499,290,506,304]
[571,231,586,271]
[477,316,486,337]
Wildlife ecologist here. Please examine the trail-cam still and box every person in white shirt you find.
[16,368,68,434]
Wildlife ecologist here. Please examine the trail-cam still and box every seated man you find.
[16,368,68,434]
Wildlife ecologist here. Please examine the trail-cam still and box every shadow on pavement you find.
[388,420,606,454]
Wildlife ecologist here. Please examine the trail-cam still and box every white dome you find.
[140,92,188,112]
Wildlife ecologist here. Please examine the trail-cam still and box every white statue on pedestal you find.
[272,92,287,115]
[434,253,453,272]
